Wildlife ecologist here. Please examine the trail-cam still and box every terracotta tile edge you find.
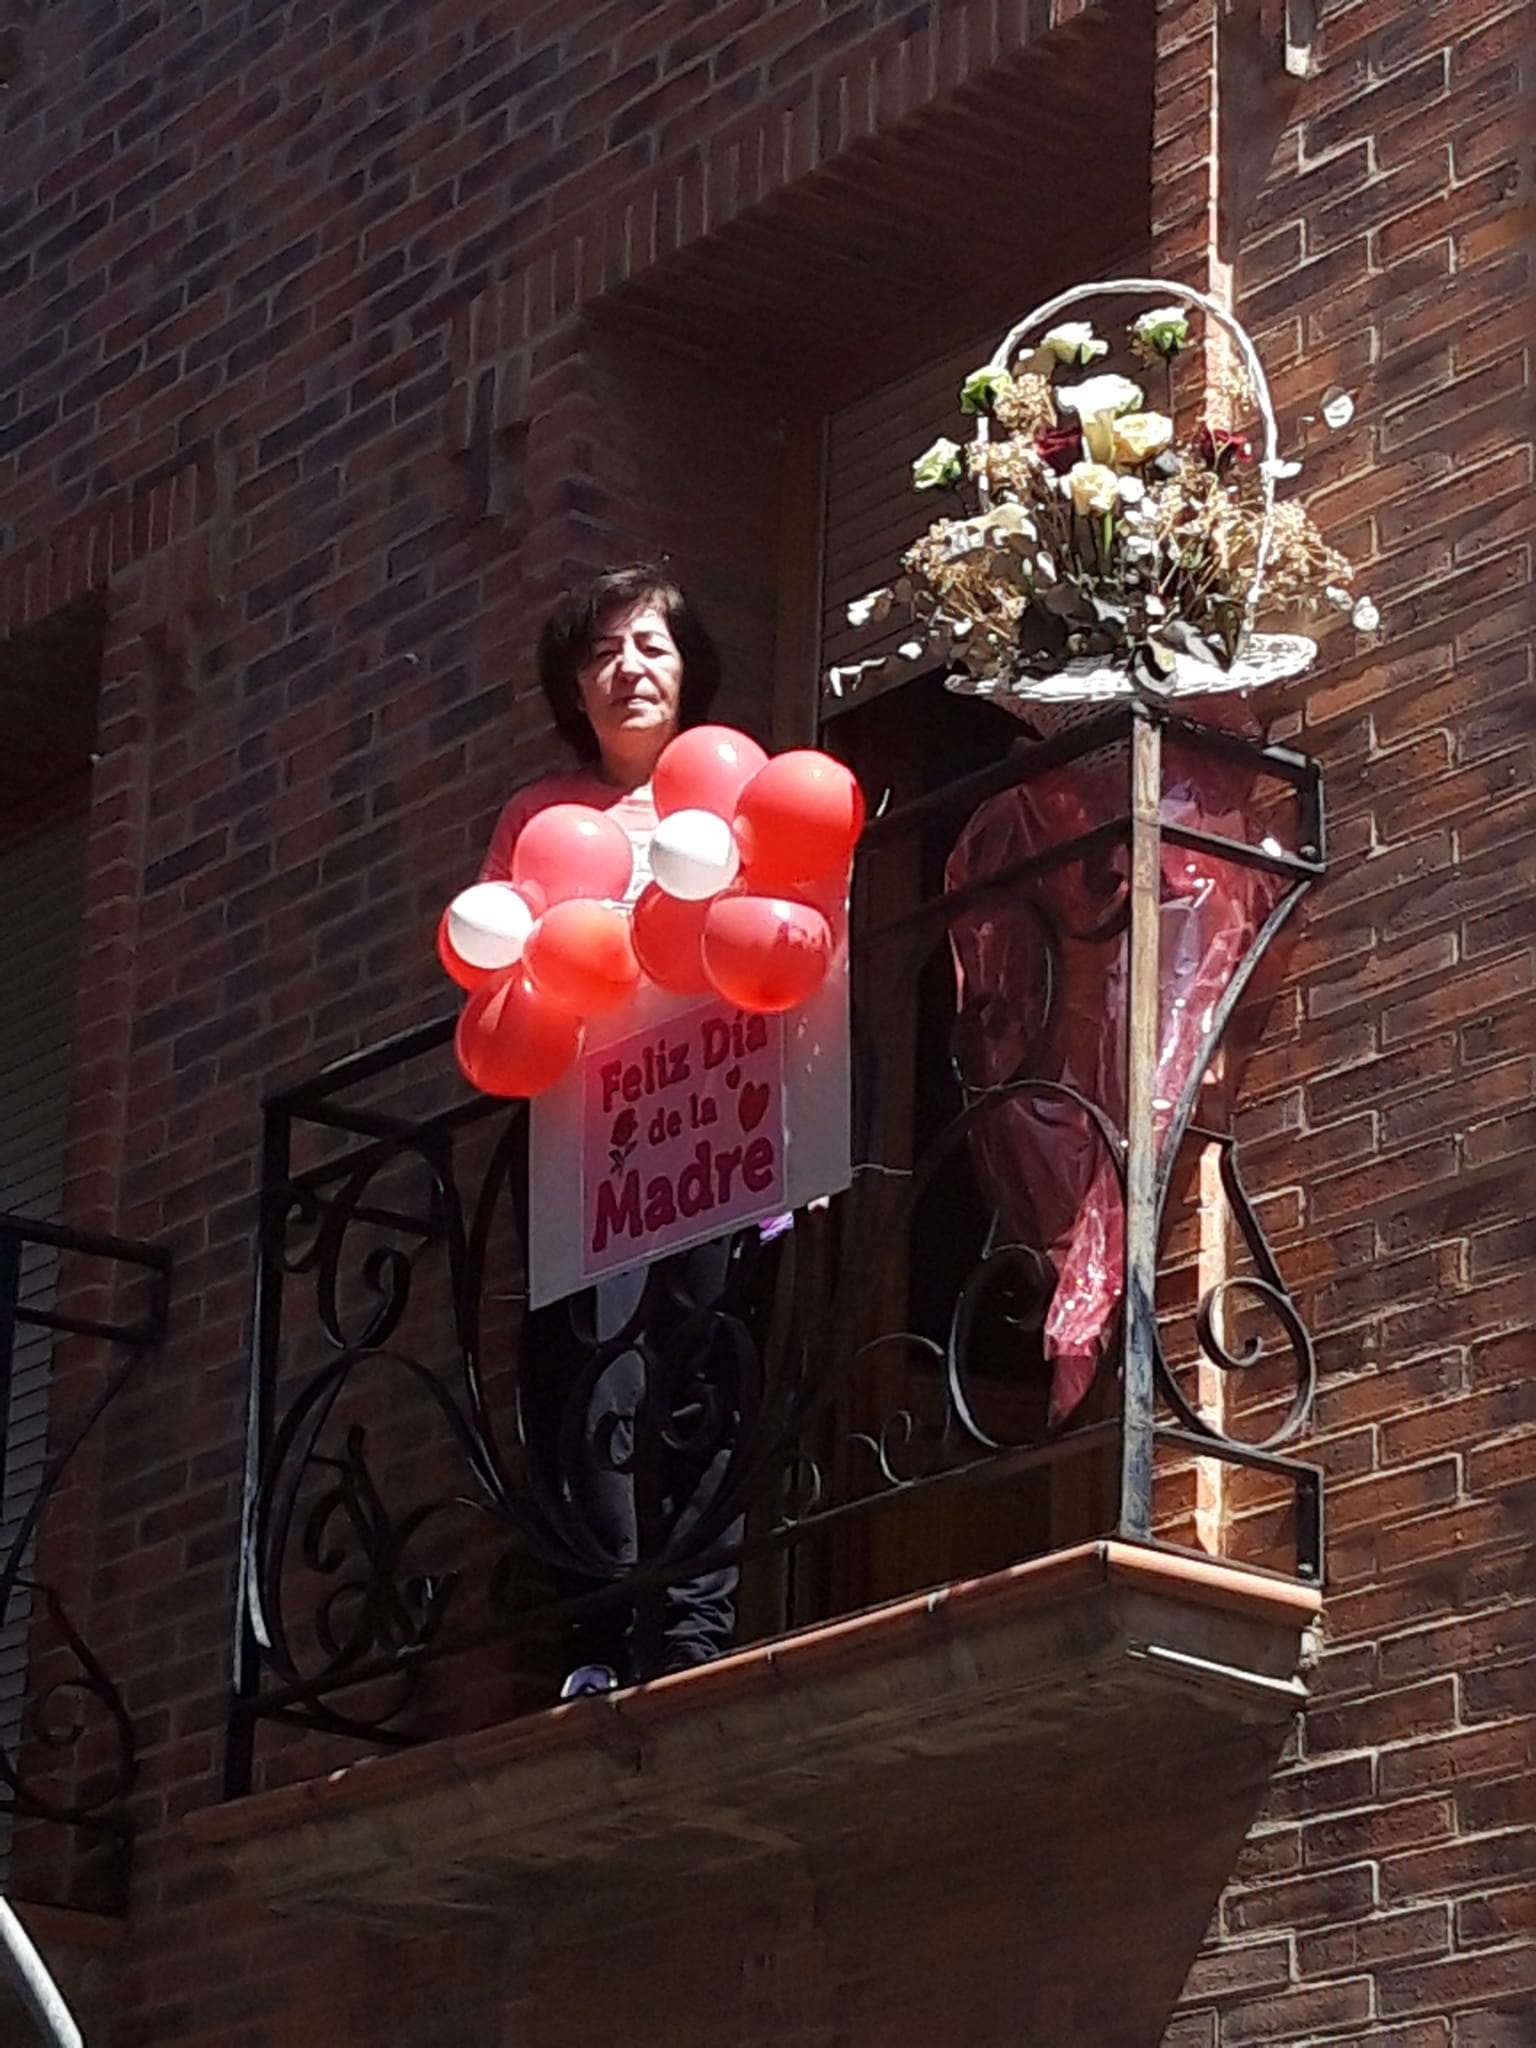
[1100,1541,1323,1628]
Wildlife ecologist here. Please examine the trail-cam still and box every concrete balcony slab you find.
[188,1540,1320,2046]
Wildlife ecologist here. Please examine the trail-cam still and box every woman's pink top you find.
[479,770,659,903]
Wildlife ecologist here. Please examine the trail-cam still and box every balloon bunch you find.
[439,727,864,1098]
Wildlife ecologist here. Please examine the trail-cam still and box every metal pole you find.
[0,1230,20,1513]
[224,1103,291,1799]
[1118,704,1162,1542]
[0,1898,84,2048]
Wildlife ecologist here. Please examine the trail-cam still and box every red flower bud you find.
[1196,425,1253,470]
[1034,424,1085,475]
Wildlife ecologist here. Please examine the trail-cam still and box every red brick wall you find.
[1157,2,1536,2043]
[0,0,1529,2040]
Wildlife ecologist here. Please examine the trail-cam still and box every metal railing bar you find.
[264,1018,456,1115]
[0,1215,169,1275]
[0,1898,83,2048]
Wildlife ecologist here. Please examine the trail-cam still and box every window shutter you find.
[820,328,996,712]
[0,791,90,1867]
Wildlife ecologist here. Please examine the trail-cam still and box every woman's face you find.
[576,599,684,770]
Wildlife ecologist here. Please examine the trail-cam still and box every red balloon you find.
[653,725,768,820]
[454,971,584,1098]
[631,883,714,995]
[437,907,499,993]
[734,752,864,893]
[702,894,833,1014]
[523,899,641,1014]
[789,871,851,924]
[514,875,547,919]
[511,804,632,908]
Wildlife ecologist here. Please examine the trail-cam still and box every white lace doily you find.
[946,632,1317,719]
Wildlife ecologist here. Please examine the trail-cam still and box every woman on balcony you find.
[483,564,762,1702]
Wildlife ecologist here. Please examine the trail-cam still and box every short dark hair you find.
[535,564,723,765]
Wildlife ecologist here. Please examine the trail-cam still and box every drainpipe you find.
[0,1899,84,2048]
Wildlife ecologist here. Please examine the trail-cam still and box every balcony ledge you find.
[188,1543,1320,2042]
[189,1543,1318,1919]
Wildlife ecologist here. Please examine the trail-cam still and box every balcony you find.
[193,702,1326,2038]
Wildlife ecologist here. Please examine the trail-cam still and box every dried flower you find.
[992,371,1056,436]
[1111,411,1175,465]
[912,438,963,491]
[1132,306,1190,359]
[845,588,894,628]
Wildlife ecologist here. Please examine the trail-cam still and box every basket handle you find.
[976,277,1280,635]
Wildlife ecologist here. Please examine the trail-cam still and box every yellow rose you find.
[1110,412,1175,465]
[1067,461,1120,517]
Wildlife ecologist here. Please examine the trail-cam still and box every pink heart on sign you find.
[738,1081,770,1132]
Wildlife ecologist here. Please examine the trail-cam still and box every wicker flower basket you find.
[946,277,1318,737]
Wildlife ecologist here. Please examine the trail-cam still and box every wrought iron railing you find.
[226,700,1325,1796]
[0,1213,170,1910]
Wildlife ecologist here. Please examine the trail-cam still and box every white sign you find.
[529,966,850,1307]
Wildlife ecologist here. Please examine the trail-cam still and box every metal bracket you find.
[1284,0,1317,77]
[1128,1640,1310,1706]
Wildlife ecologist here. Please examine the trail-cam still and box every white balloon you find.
[649,808,740,902]
[445,882,537,968]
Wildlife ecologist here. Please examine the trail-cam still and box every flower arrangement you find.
[832,279,1376,714]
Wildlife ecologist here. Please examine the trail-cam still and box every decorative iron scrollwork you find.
[1153,1132,1318,1454]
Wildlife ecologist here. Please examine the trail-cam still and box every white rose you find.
[1056,374,1145,461]
[1056,374,1144,418]
[912,437,964,490]
[1039,322,1108,367]
[1132,307,1190,359]
[959,365,1013,415]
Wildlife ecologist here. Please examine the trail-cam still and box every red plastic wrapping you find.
[946,712,1290,1425]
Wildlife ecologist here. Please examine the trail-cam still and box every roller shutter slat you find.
[0,795,89,1873]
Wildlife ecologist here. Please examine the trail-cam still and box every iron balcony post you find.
[1118,702,1162,1544]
